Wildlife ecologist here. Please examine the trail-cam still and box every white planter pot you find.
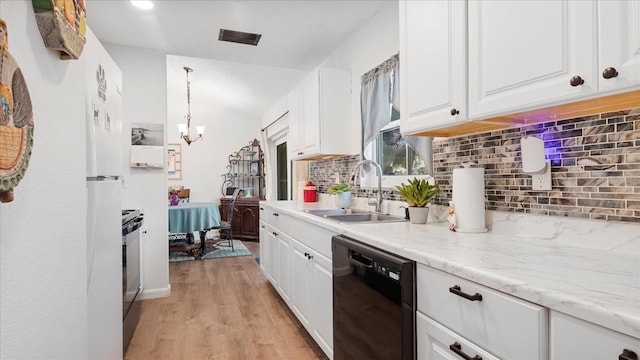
[335,191,352,209]
[408,207,429,224]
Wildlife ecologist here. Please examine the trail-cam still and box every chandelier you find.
[177,66,205,145]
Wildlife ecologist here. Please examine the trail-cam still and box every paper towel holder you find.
[520,136,551,190]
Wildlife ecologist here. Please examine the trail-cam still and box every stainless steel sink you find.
[304,209,407,223]
[325,213,407,223]
[303,208,368,216]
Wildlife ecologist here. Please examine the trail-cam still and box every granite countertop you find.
[260,200,640,340]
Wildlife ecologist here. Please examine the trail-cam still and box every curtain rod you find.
[260,111,289,132]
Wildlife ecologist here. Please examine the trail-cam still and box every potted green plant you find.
[395,177,439,224]
[329,183,351,209]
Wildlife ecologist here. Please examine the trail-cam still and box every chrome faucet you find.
[350,159,383,213]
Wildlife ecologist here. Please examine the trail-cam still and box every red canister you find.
[303,181,317,202]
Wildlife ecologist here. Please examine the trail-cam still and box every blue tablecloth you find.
[168,202,221,234]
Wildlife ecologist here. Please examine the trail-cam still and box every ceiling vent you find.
[218,29,262,46]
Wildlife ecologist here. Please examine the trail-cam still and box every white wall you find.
[320,1,399,155]
[104,44,171,299]
[166,55,265,202]
[0,2,88,358]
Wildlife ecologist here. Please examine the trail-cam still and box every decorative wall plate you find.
[32,0,86,60]
[0,19,35,203]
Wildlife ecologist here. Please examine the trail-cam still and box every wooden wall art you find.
[0,19,35,203]
[32,0,87,60]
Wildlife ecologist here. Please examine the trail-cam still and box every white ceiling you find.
[88,0,391,71]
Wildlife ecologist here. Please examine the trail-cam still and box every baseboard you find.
[139,284,171,300]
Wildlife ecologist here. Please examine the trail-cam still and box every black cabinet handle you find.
[449,342,482,360]
[304,252,309,258]
[298,151,303,155]
[449,285,483,301]
[261,225,265,228]
[620,349,638,360]
[603,67,619,79]
[570,75,584,86]
[260,207,264,210]
[273,213,279,217]
[272,232,278,236]
[308,254,313,259]
[450,108,460,116]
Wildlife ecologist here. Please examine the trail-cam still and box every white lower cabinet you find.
[310,250,333,356]
[275,231,291,304]
[259,222,276,284]
[290,237,334,358]
[259,208,334,359]
[550,311,640,360]
[259,221,291,303]
[417,264,548,360]
[290,239,312,328]
[417,311,498,360]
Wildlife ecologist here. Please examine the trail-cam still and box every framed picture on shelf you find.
[250,161,259,176]
[167,143,182,180]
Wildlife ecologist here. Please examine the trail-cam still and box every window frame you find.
[362,119,432,189]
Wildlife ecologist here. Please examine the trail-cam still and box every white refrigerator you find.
[84,29,124,360]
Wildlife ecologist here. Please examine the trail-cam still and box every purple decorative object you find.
[169,193,179,206]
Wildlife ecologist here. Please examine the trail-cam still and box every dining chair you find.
[168,188,193,256]
[177,188,190,204]
[218,187,241,251]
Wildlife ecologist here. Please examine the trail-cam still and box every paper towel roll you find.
[452,168,487,233]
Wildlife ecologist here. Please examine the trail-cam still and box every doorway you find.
[276,141,288,200]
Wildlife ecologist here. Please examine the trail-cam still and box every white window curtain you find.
[361,54,399,154]
[360,53,433,176]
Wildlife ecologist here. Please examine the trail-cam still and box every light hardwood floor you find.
[125,241,327,360]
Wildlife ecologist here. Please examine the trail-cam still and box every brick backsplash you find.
[310,107,640,223]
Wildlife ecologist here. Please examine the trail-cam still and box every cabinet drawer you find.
[262,207,291,235]
[417,311,498,360]
[417,264,548,360]
[551,310,640,360]
[289,217,334,258]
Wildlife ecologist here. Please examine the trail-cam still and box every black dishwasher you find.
[332,235,415,360]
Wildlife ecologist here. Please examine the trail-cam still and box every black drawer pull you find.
[272,232,278,236]
[620,349,638,360]
[273,213,279,217]
[260,207,264,210]
[449,342,482,360]
[449,285,483,301]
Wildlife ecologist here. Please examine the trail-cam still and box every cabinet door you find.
[301,70,320,156]
[290,239,312,328]
[310,252,333,357]
[287,86,303,158]
[550,311,640,360]
[400,0,467,135]
[259,223,276,284]
[598,0,640,93]
[238,205,259,238]
[275,232,291,304]
[417,312,499,360]
[469,1,597,120]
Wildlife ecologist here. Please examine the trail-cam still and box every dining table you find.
[168,202,221,258]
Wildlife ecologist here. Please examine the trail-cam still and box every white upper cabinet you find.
[399,0,467,135]
[598,0,640,93]
[469,0,597,120]
[288,67,351,160]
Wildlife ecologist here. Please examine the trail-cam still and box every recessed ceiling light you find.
[219,29,262,46]
[130,1,154,10]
